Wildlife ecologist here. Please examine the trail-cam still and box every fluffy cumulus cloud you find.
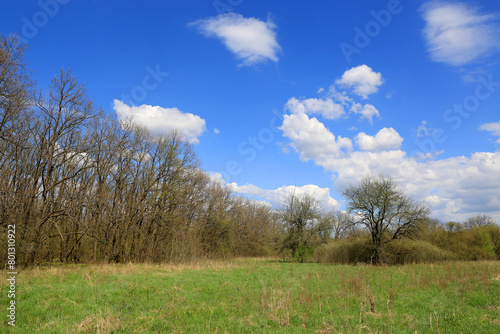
[479,120,500,143]
[113,100,206,143]
[280,103,352,162]
[335,65,383,99]
[190,13,281,66]
[355,128,403,152]
[421,1,500,66]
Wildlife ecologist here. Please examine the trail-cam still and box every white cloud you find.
[285,97,345,120]
[479,120,500,143]
[214,128,220,135]
[208,171,228,185]
[335,65,383,99]
[355,128,403,152]
[279,109,352,162]
[113,100,206,144]
[350,102,380,124]
[190,13,281,66]
[421,1,500,66]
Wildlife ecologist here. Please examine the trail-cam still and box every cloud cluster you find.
[190,13,281,66]
[208,171,340,211]
[279,112,500,222]
[276,66,500,222]
[281,119,500,222]
[113,100,206,143]
[279,65,384,162]
[421,1,500,66]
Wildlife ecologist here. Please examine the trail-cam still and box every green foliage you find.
[422,223,500,261]
[293,244,314,263]
[477,226,499,257]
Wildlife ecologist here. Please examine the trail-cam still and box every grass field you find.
[1,258,499,333]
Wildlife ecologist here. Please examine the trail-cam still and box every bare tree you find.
[343,175,430,264]
[444,221,463,233]
[464,215,496,230]
[321,210,356,240]
[0,34,34,140]
[229,197,273,256]
[279,192,322,262]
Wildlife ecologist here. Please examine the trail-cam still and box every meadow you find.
[1,258,499,333]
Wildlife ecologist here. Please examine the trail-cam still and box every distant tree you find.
[321,210,356,240]
[343,175,430,264]
[444,221,463,233]
[279,192,322,262]
[464,215,496,230]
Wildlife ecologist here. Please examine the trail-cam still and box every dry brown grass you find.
[76,314,121,333]
[6,257,254,284]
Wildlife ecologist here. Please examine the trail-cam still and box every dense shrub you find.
[380,239,457,264]
[424,225,500,261]
[314,237,373,264]
[316,238,459,265]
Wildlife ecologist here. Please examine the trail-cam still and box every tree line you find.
[0,34,276,266]
[1,34,499,267]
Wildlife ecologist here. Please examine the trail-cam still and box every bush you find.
[315,238,459,265]
[477,225,500,257]
[314,237,373,264]
[380,239,457,264]
[426,225,499,261]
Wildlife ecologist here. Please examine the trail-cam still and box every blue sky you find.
[2,0,500,222]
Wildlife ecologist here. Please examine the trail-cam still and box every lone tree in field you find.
[279,192,327,262]
[343,176,430,264]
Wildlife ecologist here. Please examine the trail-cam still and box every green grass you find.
[1,258,499,333]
